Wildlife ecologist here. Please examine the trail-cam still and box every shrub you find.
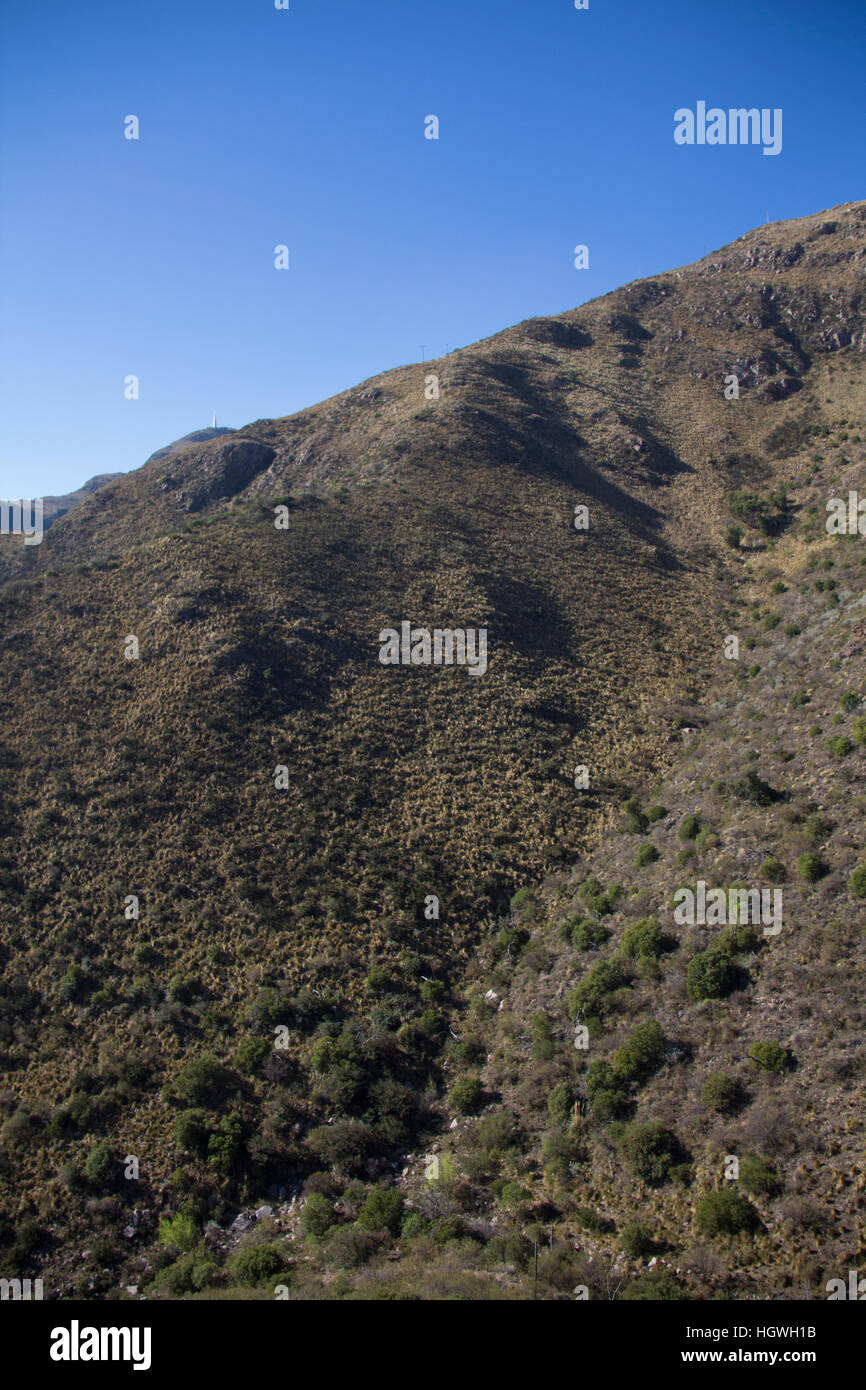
[646,803,667,823]
[686,946,736,1001]
[621,1220,655,1257]
[84,1142,117,1190]
[748,1040,788,1074]
[173,1053,233,1107]
[621,917,663,961]
[159,1213,199,1252]
[547,1081,574,1127]
[530,1012,556,1061]
[570,918,609,951]
[623,795,649,834]
[701,1073,738,1113]
[207,1114,245,1174]
[356,1187,404,1236]
[740,1155,782,1198]
[150,1250,219,1295]
[509,889,537,920]
[486,1230,532,1266]
[306,1119,376,1173]
[401,1213,429,1240]
[851,715,866,746]
[567,959,626,1019]
[620,1122,679,1186]
[541,1129,580,1180]
[695,1191,759,1237]
[797,852,825,883]
[621,1271,687,1300]
[472,1109,516,1152]
[234,1037,270,1074]
[365,965,390,992]
[679,814,701,842]
[227,1244,286,1286]
[57,963,91,1003]
[574,1206,603,1232]
[760,856,786,883]
[300,1192,336,1238]
[635,843,659,868]
[612,1020,666,1085]
[499,1182,531,1211]
[173,1109,211,1155]
[849,862,866,899]
[449,1075,483,1115]
[732,769,781,806]
[829,736,854,758]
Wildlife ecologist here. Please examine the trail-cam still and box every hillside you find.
[0,200,864,1300]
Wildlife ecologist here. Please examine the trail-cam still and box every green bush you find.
[547,1082,574,1127]
[740,1155,782,1198]
[829,736,854,758]
[621,1271,687,1300]
[227,1244,286,1286]
[300,1192,336,1238]
[570,918,609,951]
[356,1187,404,1236]
[623,795,649,834]
[849,862,866,899]
[541,1129,580,1180]
[612,1020,666,1085]
[574,1205,603,1232]
[150,1249,219,1295]
[851,715,866,746]
[84,1142,117,1189]
[509,889,537,919]
[700,1073,738,1113]
[797,852,825,883]
[57,963,92,1004]
[173,1053,233,1107]
[620,1220,655,1257]
[530,1012,556,1061]
[748,1040,788,1074]
[234,1037,270,1074]
[635,843,659,868]
[159,1213,199,1252]
[567,959,626,1019]
[678,814,701,842]
[449,1075,484,1115]
[731,769,781,806]
[760,856,786,883]
[620,1122,679,1186]
[695,1191,759,1237]
[207,1114,245,1174]
[646,803,667,823]
[173,1109,211,1155]
[686,946,736,1001]
[621,917,663,961]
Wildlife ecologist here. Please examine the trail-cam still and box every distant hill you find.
[145,426,235,465]
[42,473,125,529]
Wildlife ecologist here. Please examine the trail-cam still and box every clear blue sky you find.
[1,0,863,496]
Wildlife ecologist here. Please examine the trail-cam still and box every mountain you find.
[40,473,125,531]
[144,426,235,465]
[0,201,864,1300]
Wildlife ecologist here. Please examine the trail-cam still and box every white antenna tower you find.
[212,410,217,429]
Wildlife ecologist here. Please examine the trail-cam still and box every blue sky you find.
[1,0,863,496]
